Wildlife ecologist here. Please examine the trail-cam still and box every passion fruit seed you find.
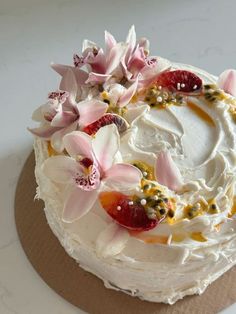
[207,203,219,214]
[144,85,184,109]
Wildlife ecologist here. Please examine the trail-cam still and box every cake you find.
[29,26,236,304]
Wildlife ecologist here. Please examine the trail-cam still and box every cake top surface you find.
[30,26,236,257]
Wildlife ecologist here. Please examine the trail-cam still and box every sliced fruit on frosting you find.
[83,113,128,135]
[99,191,158,231]
[155,70,202,93]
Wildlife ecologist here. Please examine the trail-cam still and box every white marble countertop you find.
[1,0,236,313]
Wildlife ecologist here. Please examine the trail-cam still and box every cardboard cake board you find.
[14,152,236,314]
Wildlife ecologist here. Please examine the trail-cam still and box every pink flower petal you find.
[50,121,78,153]
[59,69,77,102]
[106,42,127,75]
[118,78,138,107]
[105,30,117,52]
[127,46,146,74]
[63,130,93,160]
[85,72,111,84]
[137,37,150,52]
[32,106,44,122]
[155,151,183,191]
[104,163,142,190]
[124,105,149,124]
[92,124,119,172]
[85,48,106,74]
[73,68,89,86]
[62,187,98,223]
[96,222,129,257]
[51,63,88,86]
[77,99,108,127]
[42,156,82,184]
[139,57,171,86]
[73,54,85,68]
[125,25,136,59]
[51,110,77,127]
[51,63,70,76]
[218,69,236,97]
[74,164,101,191]
[28,125,59,139]
[82,39,97,53]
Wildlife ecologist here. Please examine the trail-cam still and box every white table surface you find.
[1,0,236,313]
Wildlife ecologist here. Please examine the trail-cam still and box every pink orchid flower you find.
[121,26,171,85]
[52,26,170,87]
[155,150,183,192]
[103,79,138,108]
[29,69,108,152]
[218,69,236,97]
[42,124,142,223]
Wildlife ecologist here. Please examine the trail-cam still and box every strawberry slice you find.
[83,114,128,135]
[99,191,158,231]
[155,70,202,93]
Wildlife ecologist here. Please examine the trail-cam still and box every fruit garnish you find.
[155,70,202,93]
[83,113,129,135]
[99,191,159,231]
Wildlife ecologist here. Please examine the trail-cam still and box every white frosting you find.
[34,63,236,304]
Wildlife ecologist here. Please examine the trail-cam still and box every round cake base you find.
[14,152,236,314]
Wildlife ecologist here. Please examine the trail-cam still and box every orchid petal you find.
[139,57,171,86]
[105,30,117,52]
[155,151,183,191]
[104,163,142,190]
[59,69,77,102]
[96,222,129,257]
[73,68,89,86]
[74,164,101,191]
[51,110,77,127]
[218,69,236,97]
[118,78,138,107]
[82,39,97,53]
[73,54,85,68]
[28,125,59,139]
[137,37,150,53]
[50,121,77,153]
[42,156,82,184]
[51,63,88,86]
[62,187,98,223]
[92,124,119,171]
[120,59,133,80]
[106,83,126,104]
[63,130,93,160]
[124,105,149,124]
[77,99,108,128]
[106,42,127,75]
[51,63,70,76]
[126,25,136,55]
[85,72,111,84]
[127,46,146,74]
[85,48,106,74]
[32,106,44,122]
